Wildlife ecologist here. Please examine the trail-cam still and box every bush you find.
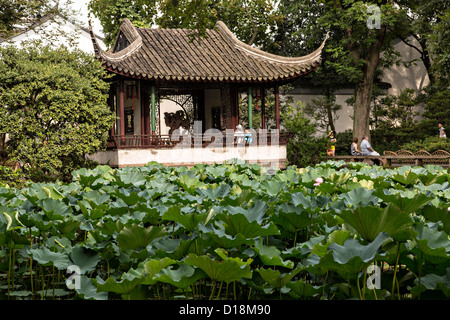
[399,136,450,153]
[0,165,28,188]
[284,103,328,167]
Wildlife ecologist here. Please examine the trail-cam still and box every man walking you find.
[438,122,446,138]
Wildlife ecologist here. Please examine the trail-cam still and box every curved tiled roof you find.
[89,18,328,84]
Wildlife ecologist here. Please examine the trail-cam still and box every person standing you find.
[327,130,337,156]
[438,122,446,138]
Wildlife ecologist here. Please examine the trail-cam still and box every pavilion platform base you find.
[89,145,287,170]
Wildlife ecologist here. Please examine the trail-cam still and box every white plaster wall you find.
[1,15,106,53]
[382,38,430,96]
[90,145,287,169]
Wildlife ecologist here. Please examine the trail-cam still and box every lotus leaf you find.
[28,246,71,270]
[76,275,108,300]
[286,279,321,298]
[185,253,252,284]
[337,204,414,242]
[254,240,294,268]
[256,267,303,290]
[155,263,206,289]
[69,246,101,274]
[116,224,166,251]
[413,223,450,265]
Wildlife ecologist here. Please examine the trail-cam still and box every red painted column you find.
[274,84,280,130]
[261,88,266,130]
[119,80,125,146]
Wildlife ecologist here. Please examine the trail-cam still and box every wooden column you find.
[119,80,125,146]
[261,88,266,130]
[248,87,253,129]
[150,85,156,133]
[109,87,116,136]
[274,84,280,130]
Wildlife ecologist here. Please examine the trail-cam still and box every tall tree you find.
[0,0,58,37]
[271,1,408,140]
[88,0,282,47]
[0,43,116,181]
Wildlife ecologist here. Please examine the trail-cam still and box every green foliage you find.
[0,42,116,182]
[399,136,450,153]
[284,103,328,168]
[0,161,449,301]
[0,166,28,188]
[88,0,281,47]
[0,0,55,36]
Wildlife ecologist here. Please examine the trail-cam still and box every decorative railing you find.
[106,132,293,150]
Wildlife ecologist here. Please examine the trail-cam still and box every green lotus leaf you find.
[113,170,147,188]
[152,237,194,260]
[205,165,228,179]
[22,183,50,205]
[253,240,294,269]
[339,187,379,208]
[217,211,279,239]
[155,263,206,289]
[259,179,287,197]
[141,257,177,285]
[162,205,206,232]
[94,273,144,295]
[76,275,108,300]
[413,224,450,265]
[286,279,321,298]
[185,253,252,284]
[337,204,414,242]
[177,174,204,194]
[83,190,111,206]
[40,198,72,220]
[198,223,254,248]
[272,203,311,233]
[256,267,303,289]
[391,169,418,186]
[54,219,81,239]
[114,188,146,206]
[116,224,166,251]
[373,189,433,214]
[327,232,389,274]
[42,185,64,200]
[420,203,450,235]
[411,268,450,298]
[3,211,24,231]
[417,171,448,186]
[225,200,268,223]
[69,246,101,274]
[28,247,71,270]
[196,184,231,201]
[283,235,326,259]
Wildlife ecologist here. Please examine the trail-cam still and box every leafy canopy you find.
[0,42,116,181]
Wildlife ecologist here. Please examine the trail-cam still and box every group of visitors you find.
[328,121,447,166]
[349,136,384,166]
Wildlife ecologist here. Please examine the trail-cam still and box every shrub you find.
[399,136,450,153]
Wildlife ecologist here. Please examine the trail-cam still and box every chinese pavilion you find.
[88,18,327,168]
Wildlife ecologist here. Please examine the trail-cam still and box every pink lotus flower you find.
[314,177,323,186]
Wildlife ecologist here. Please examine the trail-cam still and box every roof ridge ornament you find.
[90,18,142,61]
[214,20,329,65]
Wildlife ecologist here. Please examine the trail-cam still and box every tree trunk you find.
[352,27,387,141]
